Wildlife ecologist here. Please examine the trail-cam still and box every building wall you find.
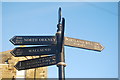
[0,50,47,79]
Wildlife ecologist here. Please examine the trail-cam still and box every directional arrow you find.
[10,36,104,51]
[15,55,57,70]
[9,36,56,45]
[64,37,104,51]
[11,46,57,57]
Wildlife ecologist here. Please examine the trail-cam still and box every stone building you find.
[0,50,47,79]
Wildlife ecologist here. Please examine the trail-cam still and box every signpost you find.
[64,37,104,51]
[15,55,57,70]
[10,7,104,80]
[10,36,56,45]
[11,46,56,57]
[10,36,104,52]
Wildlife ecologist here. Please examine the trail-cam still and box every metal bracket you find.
[57,62,67,67]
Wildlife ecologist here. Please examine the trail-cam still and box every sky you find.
[1,2,118,78]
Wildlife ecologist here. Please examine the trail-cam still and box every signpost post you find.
[9,7,104,80]
[56,7,66,80]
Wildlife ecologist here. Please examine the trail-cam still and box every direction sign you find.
[11,46,57,57]
[15,55,57,70]
[10,36,56,45]
[64,37,104,51]
[10,36,104,51]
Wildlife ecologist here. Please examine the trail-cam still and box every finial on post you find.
[58,7,62,24]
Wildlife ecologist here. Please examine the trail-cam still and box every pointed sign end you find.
[14,61,22,70]
[14,63,19,70]
[9,36,16,45]
[10,48,17,57]
[97,43,104,52]
[100,44,104,51]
